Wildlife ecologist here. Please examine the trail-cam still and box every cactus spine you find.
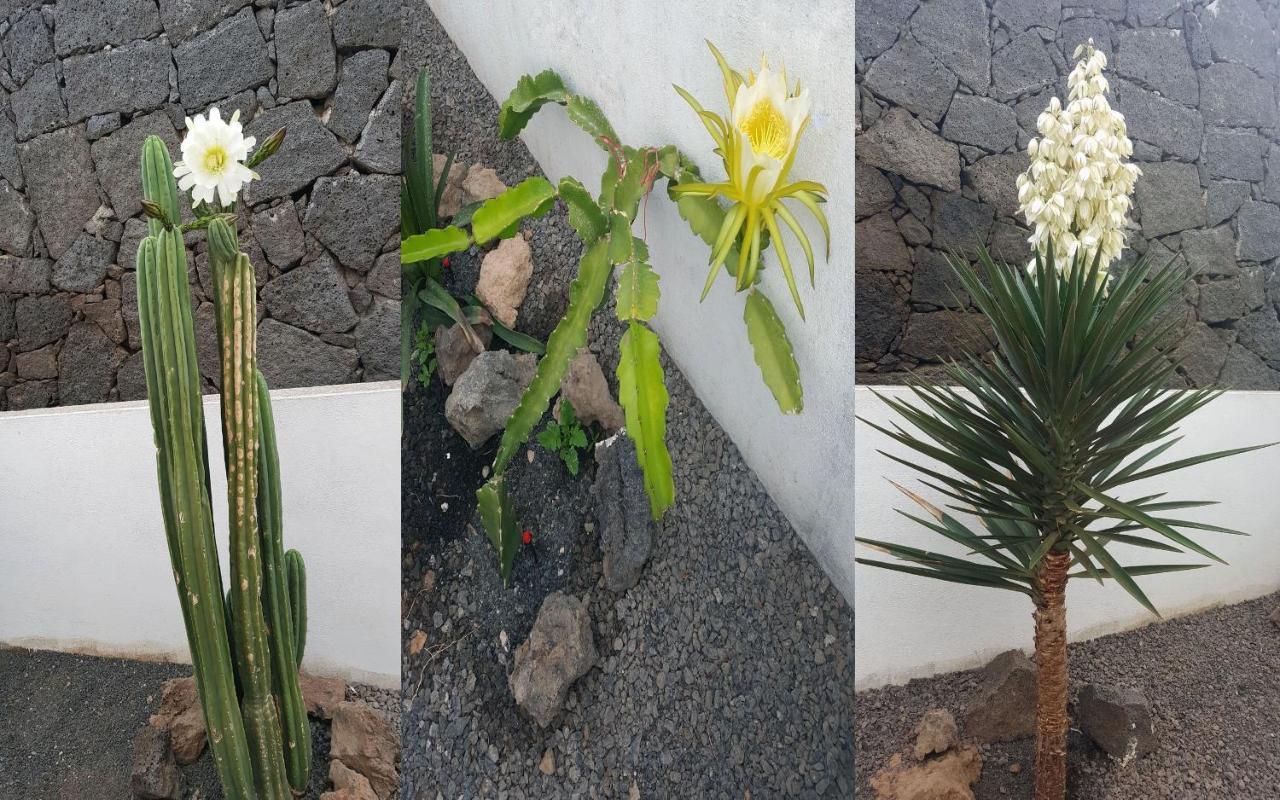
[137,134,310,798]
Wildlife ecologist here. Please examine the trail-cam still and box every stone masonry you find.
[0,0,402,410]
[857,0,1280,389]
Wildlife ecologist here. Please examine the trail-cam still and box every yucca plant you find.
[856,42,1268,800]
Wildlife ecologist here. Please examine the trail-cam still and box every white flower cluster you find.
[1015,41,1140,274]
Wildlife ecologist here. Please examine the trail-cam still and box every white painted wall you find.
[428,0,856,602]
[0,382,401,689]
[855,386,1280,690]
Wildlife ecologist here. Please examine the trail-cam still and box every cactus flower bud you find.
[246,127,287,169]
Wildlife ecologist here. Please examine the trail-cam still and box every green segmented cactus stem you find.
[286,549,307,668]
[137,137,257,799]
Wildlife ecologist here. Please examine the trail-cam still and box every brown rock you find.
[432,154,465,218]
[1269,605,1280,628]
[330,701,399,799]
[913,709,958,760]
[80,297,126,344]
[461,164,506,205]
[130,725,183,800]
[148,677,206,765]
[434,318,492,386]
[407,629,428,656]
[870,746,982,800]
[556,348,624,432]
[509,592,598,728]
[963,650,1037,744]
[329,759,379,800]
[538,748,555,775]
[476,235,533,327]
[15,343,58,379]
[299,673,347,720]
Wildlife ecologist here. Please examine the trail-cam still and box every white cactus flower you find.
[173,107,258,207]
[1015,40,1140,276]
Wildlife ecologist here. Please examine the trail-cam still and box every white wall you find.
[855,386,1280,690]
[428,0,856,602]
[0,382,401,689]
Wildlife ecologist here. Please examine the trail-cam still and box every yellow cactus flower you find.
[672,42,828,319]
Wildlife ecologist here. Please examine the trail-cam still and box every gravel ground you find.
[0,646,395,799]
[855,592,1280,799]
[400,5,854,798]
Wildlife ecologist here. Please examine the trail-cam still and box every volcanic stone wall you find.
[856,0,1280,388]
[0,0,402,410]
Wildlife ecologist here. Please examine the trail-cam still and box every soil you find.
[400,4,854,798]
[0,646,393,800]
[855,592,1280,799]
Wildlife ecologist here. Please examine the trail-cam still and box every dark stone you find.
[261,254,357,334]
[53,0,162,57]
[1077,684,1158,761]
[1113,79,1202,161]
[942,94,1017,152]
[91,111,180,220]
[174,9,273,110]
[18,126,101,259]
[1114,29,1198,107]
[1234,308,1280,365]
[275,1,336,100]
[303,174,399,272]
[1199,278,1252,323]
[0,295,13,340]
[993,0,1060,35]
[353,81,400,174]
[121,270,141,348]
[855,212,911,272]
[15,294,72,351]
[900,310,995,362]
[863,36,958,123]
[251,203,307,269]
[1237,201,1280,262]
[1135,162,1204,238]
[856,272,907,361]
[1174,322,1228,386]
[1181,225,1237,277]
[12,62,68,141]
[1132,0,1181,26]
[508,592,598,728]
[988,220,1031,265]
[963,650,1037,744]
[3,7,54,85]
[1200,0,1277,78]
[0,256,51,294]
[130,725,183,800]
[0,98,22,189]
[6,379,57,409]
[1202,128,1266,181]
[328,48,390,143]
[1200,63,1277,128]
[1207,180,1251,227]
[911,249,968,308]
[911,0,990,90]
[256,319,359,389]
[855,162,895,220]
[0,180,34,256]
[857,108,961,191]
[591,433,653,593]
[857,0,918,59]
[355,297,398,381]
[331,0,402,48]
[1058,18,1113,65]
[366,252,399,299]
[62,39,172,122]
[86,113,123,141]
[116,350,147,401]
[58,322,120,405]
[157,0,254,44]
[931,195,995,257]
[243,101,347,203]
[990,32,1057,100]
[434,320,491,386]
[964,153,1027,217]
[444,350,538,448]
[52,234,115,293]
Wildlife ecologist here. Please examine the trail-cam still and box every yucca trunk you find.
[1033,550,1071,800]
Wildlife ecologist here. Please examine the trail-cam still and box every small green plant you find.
[137,108,310,799]
[411,321,437,387]
[537,399,590,475]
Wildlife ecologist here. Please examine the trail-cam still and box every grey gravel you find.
[401,7,853,797]
[856,592,1280,799]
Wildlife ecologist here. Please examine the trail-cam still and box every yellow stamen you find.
[203,146,228,174]
[739,99,790,160]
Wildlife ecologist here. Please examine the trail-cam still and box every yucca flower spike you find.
[672,41,828,319]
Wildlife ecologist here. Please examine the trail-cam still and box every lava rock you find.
[1135,162,1205,238]
[274,1,336,100]
[251,203,307,269]
[256,319,359,388]
[12,62,67,142]
[63,39,171,122]
[0,256,51,294]
[51,233,115,293]
[3,8,54,86]
[444,350,536,448]
[262,254,358,334]
[330,701,399,800]
[434,319,492,387]
[509,592,598,728]
[1237,201,1280,262]
[355,297,400,381]
[556,348,624,432]
[57,322,120,405]
[15,295,73,352]
[90,110,180,219]
[173,9,272,110]
[130,725,183,800]
[963,650,1037,744]
[148,676,206,765]
[329,49,390,144]
[18,125,100,258]
[244,101,347,203]
[1114,28,1198,107]
[862,37,957,124]
[1200,63,1277,128]
[332,0,402,48]
[304,174,400,273]
[354,82,400,175]
[1077,683,1157,762]
[942,95,1017,152]
[0,180,34,256]
[913,709,959,760]
[858,108,961,191]
[591,433,653,592]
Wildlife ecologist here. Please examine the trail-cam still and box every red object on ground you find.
[522,530,533,545]
[442,256,451,268]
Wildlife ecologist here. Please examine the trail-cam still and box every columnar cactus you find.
[137,134,310,798]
